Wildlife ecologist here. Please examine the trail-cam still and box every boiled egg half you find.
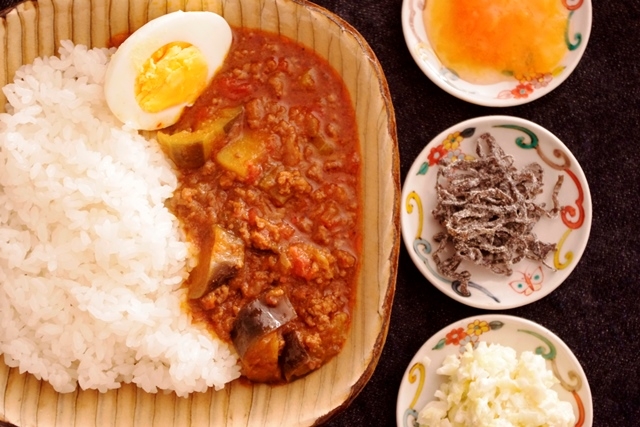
[104,11,232,130]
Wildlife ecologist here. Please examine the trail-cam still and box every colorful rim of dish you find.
[396,314,593,427]
[400,0,593,106]
[401,115,592,309]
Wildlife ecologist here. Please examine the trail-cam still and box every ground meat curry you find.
[164,28,362,383]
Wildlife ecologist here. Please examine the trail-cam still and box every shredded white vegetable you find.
[418,342,576,427]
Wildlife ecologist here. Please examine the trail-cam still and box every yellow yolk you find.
[104,11,233,130]
[424,0,568,84]
[135,42,208,113]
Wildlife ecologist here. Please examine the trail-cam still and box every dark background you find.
[309,1,640,426]
[0,0,638,426]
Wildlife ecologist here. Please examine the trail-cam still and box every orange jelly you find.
[423,0,567,84]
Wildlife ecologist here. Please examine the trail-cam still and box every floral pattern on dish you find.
[401,0,592,106]
[396,315,592,427]
[499,68,565,100]
[401,116,591,309]
[433,319,503,353]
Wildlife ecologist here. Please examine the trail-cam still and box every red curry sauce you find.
[167,28,362,382]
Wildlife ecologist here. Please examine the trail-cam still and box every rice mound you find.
[0,41,240,396]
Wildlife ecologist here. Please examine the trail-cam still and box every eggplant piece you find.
[231,291,297,359]
[187,225,245,299]
[240,330,284,382]
[157,106,243,169]
[208,225,244,283]
[216,130,266,178]
[157,127,217,170]
[281,330,313,381]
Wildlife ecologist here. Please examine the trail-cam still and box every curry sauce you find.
[165,28,362,383]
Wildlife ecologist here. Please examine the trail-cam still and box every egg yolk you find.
[424,0,567,84]
[135,42,208,113]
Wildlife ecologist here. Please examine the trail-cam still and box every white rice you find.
[0,41,240,396]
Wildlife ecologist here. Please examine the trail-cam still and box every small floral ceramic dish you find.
[396,314,593,427]
[401,116,591,309]
[400,0,592,106]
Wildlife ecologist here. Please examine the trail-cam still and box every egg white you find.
[104,10,232,130]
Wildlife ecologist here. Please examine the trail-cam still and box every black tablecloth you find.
[311,1,640,426]
[1,1,638,426]
[316,0,640,427]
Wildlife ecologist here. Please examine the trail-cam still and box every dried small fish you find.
[432,132,563,295]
